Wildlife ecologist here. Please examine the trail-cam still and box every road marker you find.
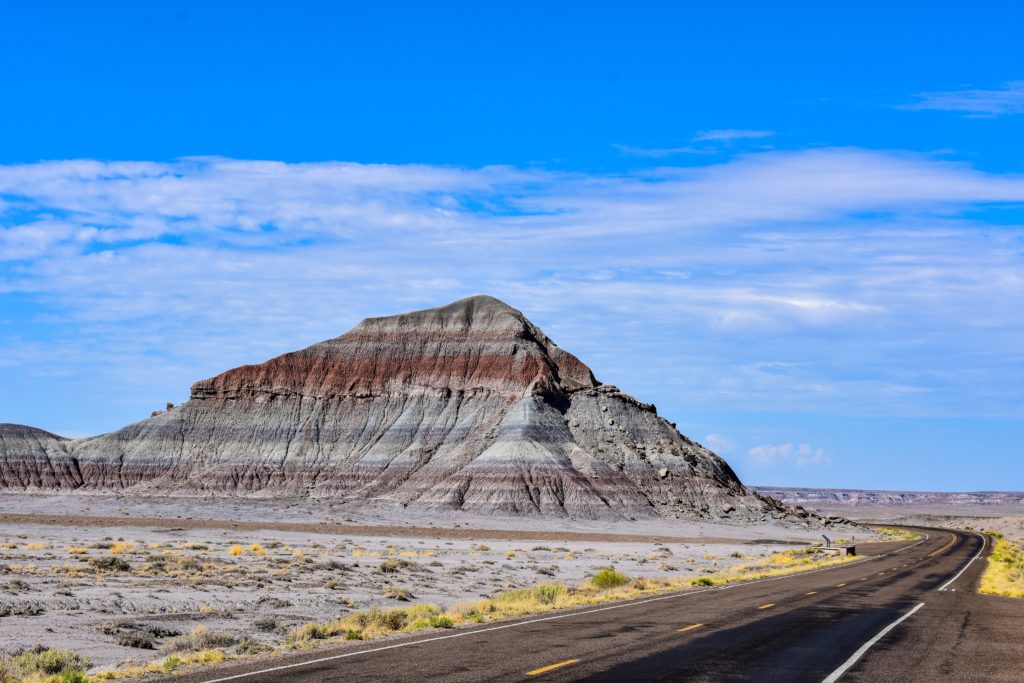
[677,623,703,633]
[805,591,817,596]
[757,603,775,610]
[527,659,579,676]
[836,583,846,587]
[939,532,988,591]
[822,602,925,683]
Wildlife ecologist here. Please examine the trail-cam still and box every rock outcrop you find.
[0,296,801,522]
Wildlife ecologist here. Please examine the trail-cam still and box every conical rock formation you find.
[0,296,804,522]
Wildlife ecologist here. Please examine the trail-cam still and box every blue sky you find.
[1,2,1022,491]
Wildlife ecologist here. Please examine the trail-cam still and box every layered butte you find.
[0,296,805,522]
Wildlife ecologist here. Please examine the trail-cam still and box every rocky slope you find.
[758,486,1024,510]
[0,296,807,522]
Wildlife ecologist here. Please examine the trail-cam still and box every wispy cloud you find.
[749,443,831,467]
[614,130,774,157]
[1,149,1022,435]
[704,433,736,454]
[692,129,775,142]
[612,143,703,158]
[900,81,1024,117]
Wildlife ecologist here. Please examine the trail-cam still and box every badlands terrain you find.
[0,296,869,678]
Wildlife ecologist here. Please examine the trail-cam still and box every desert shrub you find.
[229,545,243,556]
[161,626,236,654]
[383,587,412,601]
[90,556,131,572]
[429,615,454,628]
[533,583,564,605]
[691,577,715,586]
[378,558,414,573]
[355,607,408,632]
[254,617,277,632]
[591,567,629,590]
[118,632,155,649]
[1,646,91,680]
[289,622,331,641]
[235,638,269,655]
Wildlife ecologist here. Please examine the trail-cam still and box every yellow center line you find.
[860,578,868,581]
[836,583,847,587]
[527,659,580,676]
[678,623,703,633]
[758,603,775,610]
[928,534,957,558]
[805,591,817,596]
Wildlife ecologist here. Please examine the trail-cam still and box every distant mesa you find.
[0,295,814,523]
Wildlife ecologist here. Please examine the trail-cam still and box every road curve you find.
[172,527,1022,682]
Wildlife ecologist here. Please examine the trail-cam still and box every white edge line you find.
[197,536,927,683]
[938,531,987,591]
[821,602,926,683]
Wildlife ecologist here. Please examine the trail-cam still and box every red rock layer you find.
[0,296,808,524]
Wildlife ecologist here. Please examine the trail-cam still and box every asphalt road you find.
[177,526,1022,682]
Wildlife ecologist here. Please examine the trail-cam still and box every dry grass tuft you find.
[979,532,1024,599]
[0,646,91,682]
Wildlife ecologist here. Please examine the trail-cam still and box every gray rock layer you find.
[0,296,801,522]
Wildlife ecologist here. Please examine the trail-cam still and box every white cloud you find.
[0,148,1022,433]
[748,443,831,467]
[900,81,1024,117]
[692,129,775,142]
[612,143,703,158]
[704,433,736,454]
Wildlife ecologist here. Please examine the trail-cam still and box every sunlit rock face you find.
[0,296,795,522]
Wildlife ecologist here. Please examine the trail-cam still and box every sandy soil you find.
[0,493,865,674]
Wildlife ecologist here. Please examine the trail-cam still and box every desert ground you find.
[0,493,863,676]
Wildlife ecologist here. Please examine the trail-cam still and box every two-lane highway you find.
[175,527,1022,682]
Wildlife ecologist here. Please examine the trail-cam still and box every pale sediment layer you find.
[0,296,814,524]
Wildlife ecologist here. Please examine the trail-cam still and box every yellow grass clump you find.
[92,648,226,680]
[110,542,135,554]
[228,545,244,556]
[979,532,1024,599]
[249,543,266,556]
[24,543,49,550]
[875,527,921,542]
[67,546,87,555]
